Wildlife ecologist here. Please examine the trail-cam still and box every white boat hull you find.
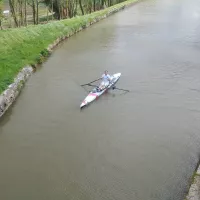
[80,73,121,109]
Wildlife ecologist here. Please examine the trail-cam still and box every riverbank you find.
[185,163,200,200]
[0,0,140,118]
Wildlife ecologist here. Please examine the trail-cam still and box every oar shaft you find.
[88,84,98,87]
[81,78,101,86]
[113,87,130,92]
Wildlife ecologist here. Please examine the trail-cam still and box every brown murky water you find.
[1,0,200,199]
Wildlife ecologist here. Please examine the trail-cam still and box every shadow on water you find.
[0,100,16,128]
[0,84,29,128]
[0,109,12,128]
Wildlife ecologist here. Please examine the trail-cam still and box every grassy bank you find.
[0,0,138,94]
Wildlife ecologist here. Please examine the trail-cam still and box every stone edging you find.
[0,67,33,118]
[185,164,200,200]
[0,0,139,119]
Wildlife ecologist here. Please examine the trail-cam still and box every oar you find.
[87,84,98,87]
[112,86,130,92]
[81,78,101,86]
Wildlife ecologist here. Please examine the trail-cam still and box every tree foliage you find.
[0,0,3,29]
[4,0,126,28]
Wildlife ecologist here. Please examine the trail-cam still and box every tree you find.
[6,0,126,28]
[9,0,19,27]
[79,0,84,15]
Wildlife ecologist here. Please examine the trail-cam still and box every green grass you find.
[0,0,138,94]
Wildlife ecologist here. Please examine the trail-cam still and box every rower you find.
[98,70,112,90]
[101,70,111,83]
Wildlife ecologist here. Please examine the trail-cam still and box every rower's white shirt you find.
[101,74,111,82]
